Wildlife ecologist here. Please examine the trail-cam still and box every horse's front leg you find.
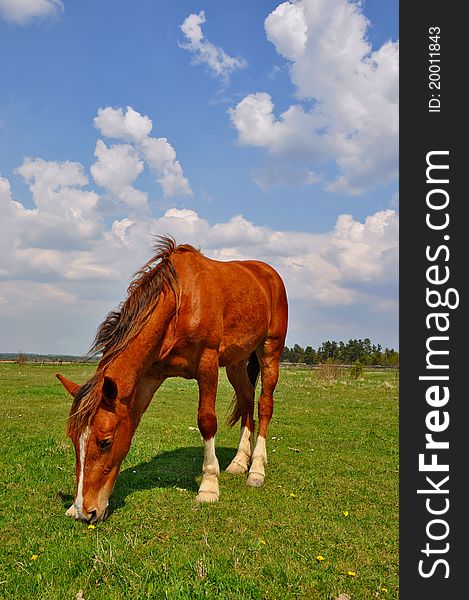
[195,349,220,503]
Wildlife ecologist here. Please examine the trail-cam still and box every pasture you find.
[0,363,398,599]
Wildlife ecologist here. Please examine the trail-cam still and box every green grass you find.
[0,364,398,599]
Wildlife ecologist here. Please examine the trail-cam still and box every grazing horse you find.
[57,237,288,522]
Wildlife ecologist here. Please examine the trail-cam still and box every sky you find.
[0,0,398,355]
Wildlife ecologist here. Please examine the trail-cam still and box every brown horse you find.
[57,237,288,522]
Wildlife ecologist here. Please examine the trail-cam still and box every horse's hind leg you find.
[225,361,255,475]
[195,349,220,503]
[247,341,281,488]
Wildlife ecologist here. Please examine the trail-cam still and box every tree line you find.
[281,338,399,367]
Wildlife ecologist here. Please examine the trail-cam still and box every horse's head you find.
[57,373,135,522]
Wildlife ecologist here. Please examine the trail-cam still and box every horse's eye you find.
[99,439,113,450]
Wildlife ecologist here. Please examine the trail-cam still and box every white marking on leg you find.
[74,426,90,516]
[226,426,252,474]
[247,435,267,487]
[196,437,220,503]
[238,425,252,458]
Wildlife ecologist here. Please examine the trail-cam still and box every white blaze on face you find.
[75,426,91,515]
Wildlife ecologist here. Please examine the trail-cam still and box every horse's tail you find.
[227,352,260,427]
[247,351,261,390]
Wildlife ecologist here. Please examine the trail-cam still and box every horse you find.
[56,236,288,522]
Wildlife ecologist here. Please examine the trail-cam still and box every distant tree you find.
[337,340,346,363]
[292,344,305,363]
[303,346,316,365]
[318,340,339,362]
[280,339,399,368]
[17,351,26,367]
[343,339,368,363]
[383,348,400,367]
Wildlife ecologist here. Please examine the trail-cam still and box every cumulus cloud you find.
[94,106,152,143]
[140,137,192,198]
[230,92,327,159]
[230,0,398,193]
[0,0,63,24]
[94,106,192,198]
[103,206,398,309]
[0,87,398,353]
[180,10,247,83]
[2,160,399,294]
[0,106,192,296]
[91,140,148,211]
[1,157,397,352]
[11,159,101,254]
[16,158,96,215]
[3,161,101,272]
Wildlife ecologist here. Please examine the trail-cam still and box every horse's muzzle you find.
[74,504,108,523]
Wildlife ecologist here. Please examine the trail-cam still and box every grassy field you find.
[0,363,398,599]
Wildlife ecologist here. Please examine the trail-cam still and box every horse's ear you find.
[102,376,118,407]
[56,373,81,397]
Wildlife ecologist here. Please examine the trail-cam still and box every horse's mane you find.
[68,373,102,438]
[91,235,182,364]
[68,236,200,437]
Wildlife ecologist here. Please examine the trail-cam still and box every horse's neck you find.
[134,375,165,421]
[104,295,175,401]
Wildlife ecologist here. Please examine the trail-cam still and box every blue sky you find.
[0,0,398,354]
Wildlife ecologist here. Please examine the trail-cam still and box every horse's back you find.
[171,250,287,363]
[173,250,286,315]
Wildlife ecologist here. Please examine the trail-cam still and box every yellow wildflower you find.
[343,510,349,517]
[316,555,325,561]
[88,524,96,530]
[347,570,357,577]
[30,554,39,561]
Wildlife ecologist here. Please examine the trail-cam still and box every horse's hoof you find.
[65,504,75,517]
[225,460,248,475]
[195,491,219,503]
[247,472,264,488]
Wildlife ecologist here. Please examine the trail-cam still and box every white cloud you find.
[94,106,192,198]
[180,10,247,83]
[141,137,192,198]
[0,179,397,353]
[328,209,398,284]
[0,81,398,354]
[230,0,398,193]
[1,157,398,353]
[104,206,398,310]
[91,140,148,211]
[11,159,101,253]
[0,105,192,293]
[230,92,327,160]
[94,106,153,143]
[1,162,102,287]
[0,0,63,24]
[264,1,307,60]
[16,158,97,216]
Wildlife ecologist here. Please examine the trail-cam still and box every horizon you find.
[1,337,399,357]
